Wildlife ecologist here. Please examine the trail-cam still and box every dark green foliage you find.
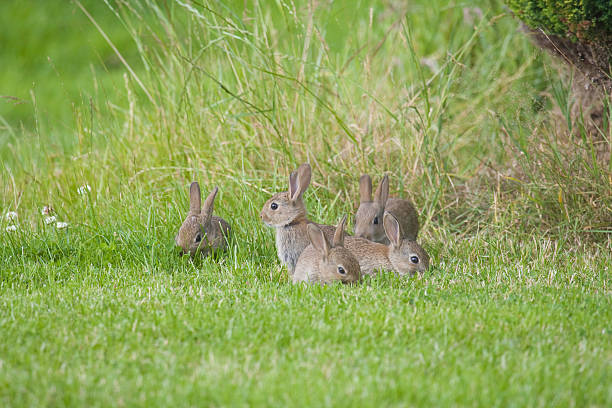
[505,0,612,42]
[505,1,612,144]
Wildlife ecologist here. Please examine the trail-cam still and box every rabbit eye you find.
[271,202,278,210]
[373,216,379,225]
[195,233,202,243]
[410,256,419,264]
[337,266,346,275]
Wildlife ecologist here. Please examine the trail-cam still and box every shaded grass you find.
[0,0,147,135]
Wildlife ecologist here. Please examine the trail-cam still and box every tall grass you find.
[4,0,608,244]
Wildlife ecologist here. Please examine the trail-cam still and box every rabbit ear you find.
[333,215,347,247]
[189,182,201,215]
[289,163,311,202]
[307,223,330,260]
[383,212,401,248]
[202,186,218,218]
[359,174,372,202]
[374,174,389,207]
[288,170,298,199]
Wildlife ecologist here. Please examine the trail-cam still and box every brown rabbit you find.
[175,182,230,256]
[293,215,361,285]
[354,174,419,244]
[345,212,429,276]
[260,163,337,275]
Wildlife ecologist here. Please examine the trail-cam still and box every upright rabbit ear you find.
[333,215,347,247]
[307,223,330,260]
[202,186,219,219]
[359,174,372,203]
[189,182,201,215]
[374,174,389,207]
[289,163,311,202]
[383,212,401,248]
[288,170,298,199]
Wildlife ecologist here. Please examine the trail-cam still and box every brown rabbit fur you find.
[175,182,230,256]
[345,212,429,276]
[293,215,361,285]
[260,163,337,275]
[354,174,419,244]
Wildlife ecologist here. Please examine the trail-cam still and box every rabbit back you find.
[343,236,392,276]
[386,198,419,241]
[209,215,231,250]
[292,244,317,283]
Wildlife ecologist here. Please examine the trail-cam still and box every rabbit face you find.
[354,201,386,242]
[317,247,362,284]
[306,216,362,285]
[354,174,389,243]
[260,192,306,227]
[383,211,429,275]
[175,214,212,256]
[176,182,224,257]
[260,163,312,228]
[387,240,430,276]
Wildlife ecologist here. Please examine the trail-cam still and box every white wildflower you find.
[5,225,17,232]
[77,184,92,195]
[5,211,18,221]
[56,222,68,229]
[44,216,57,225]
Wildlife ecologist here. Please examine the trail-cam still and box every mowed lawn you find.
[1,0,611,407]
[1,228,610,406]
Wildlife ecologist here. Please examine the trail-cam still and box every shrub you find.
[505,0,612,43]
[505,1,611,162]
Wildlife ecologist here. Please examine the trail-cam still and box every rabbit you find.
[354,174,419,244]
[175,182,230,256]
[345,212,429,276]
[293,215,362,285]
[260,163,338,275]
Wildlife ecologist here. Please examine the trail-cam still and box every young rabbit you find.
[354,174,419,244]
[345,212,429,276]
[260,163,337,275]
[293,215,361,285]
[175,182,230,256]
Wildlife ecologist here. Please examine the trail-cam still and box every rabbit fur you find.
[354,174,419,244]
[176,182,230,256]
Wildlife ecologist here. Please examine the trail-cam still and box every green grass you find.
[0,0,145,135]
[0,0,611,406]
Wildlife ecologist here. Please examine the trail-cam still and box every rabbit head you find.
[383,212,429,275]
[260,163,311,227]
[307,216,361,284]
[354,174,389,242]
[175,182,219,256]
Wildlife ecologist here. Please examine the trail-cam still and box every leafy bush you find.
[505,0,611,158]
[505,0,612,42]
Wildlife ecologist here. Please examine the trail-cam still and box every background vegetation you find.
[504,0,612,142]
[1,0,610,406]
[505,0,612,41]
